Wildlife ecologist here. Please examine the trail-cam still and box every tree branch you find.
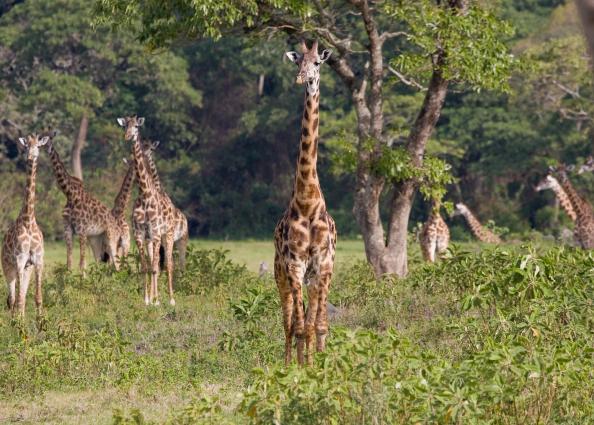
[387,66,427,90]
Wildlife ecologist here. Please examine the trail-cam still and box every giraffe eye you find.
[314,61,321,66]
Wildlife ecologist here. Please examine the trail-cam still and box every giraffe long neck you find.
[131,134,154,195]
[549,181,577,222]
[47,142,74,197]
[461,209,498,243]
[112,160,135,218]
[21,156,38,224]
[558,173,593,219]
[292,87,322,206]
[145,152,162,192]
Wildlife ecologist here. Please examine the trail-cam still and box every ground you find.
[0,238,592,424]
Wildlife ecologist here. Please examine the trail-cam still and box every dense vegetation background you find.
[1,0,594,240]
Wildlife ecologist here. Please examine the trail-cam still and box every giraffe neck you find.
[131,134,154,195]
[292,87,321,206]
[549,180,577,222]
[112,159,135,218]
[461,209,492,242]
[20,156,38,224]
[558,173,592,219]
[47,142,75,197]
[145,152,162,192]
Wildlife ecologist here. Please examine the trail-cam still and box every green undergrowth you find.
[1,245,593,424]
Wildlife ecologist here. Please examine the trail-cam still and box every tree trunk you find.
[71,113,88,180]
[576,0,594,61]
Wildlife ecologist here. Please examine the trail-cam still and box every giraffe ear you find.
[18,137,26,148]
[152,141,160,149]
[117,118,126,127]
[319,49,332,63]
[137,117,145,126]
[122,158,128,165]
[38,136,50,146]
[567,164,575,172]
[285,51,301,64]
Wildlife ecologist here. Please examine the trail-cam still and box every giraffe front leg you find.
[5,267,17,314]
[34,261,44,317]
[305,279,320,366]
[315,272,333,353]
[106,228,120,271]
[136,239,150,306]
[64,223,73,270]
[275,256,294,365]
[17,262,33,318]
[151,239,161,306]
[79,234,87,276]
[287,265,306,366]
[163,234,175,306]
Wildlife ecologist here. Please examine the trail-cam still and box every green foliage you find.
[387,0,518,92]
[373,146,455,202]
[240,245,594,424]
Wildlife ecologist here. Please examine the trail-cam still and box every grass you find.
[2,238,590,424]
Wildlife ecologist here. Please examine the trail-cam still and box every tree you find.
[96,0,516,277]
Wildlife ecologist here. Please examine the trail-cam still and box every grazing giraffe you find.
[117,117,177,306]
[535,174,577,222]
[139,140,189,269]
[2,134,48,317]
[454,203,501,244]
[420,200,450,263]
[551,165,594,249]
[42,131,120,273]
[274,40,337,366]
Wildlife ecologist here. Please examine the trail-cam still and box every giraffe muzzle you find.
[295,75,305,85]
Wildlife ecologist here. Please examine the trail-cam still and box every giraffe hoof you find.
[169,298,176,306]
[144,298,150,306]
[153,300,160,306]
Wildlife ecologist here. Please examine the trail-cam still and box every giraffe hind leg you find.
[315,272,332,353]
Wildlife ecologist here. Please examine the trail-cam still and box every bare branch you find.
[380,31,410,42]
[387,66,426,91]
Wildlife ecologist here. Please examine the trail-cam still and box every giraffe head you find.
[142,140,160,157]
[549,164,574,182]
[452,203,469,216]
[117,116,145,141]
[18,134,49,161]
[286,40,332,95]
[535,175,560,192]
[578,156,594,174]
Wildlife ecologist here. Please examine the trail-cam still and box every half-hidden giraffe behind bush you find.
[454,202,501,244]
[420,199,450,262]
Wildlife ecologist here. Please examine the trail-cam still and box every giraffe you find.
[138,140,189,270]
[535,174,577,222]
[2,134,48,317]
[42,131,120,273]
[274,40,337,366]
[578,155,594,174]
[117,116,177,306]
[550,165,594,249]
[420,199,450,263]
[108,157,135,259]
[454,203,502,244]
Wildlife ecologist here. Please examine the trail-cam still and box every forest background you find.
[1,0,593,242]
